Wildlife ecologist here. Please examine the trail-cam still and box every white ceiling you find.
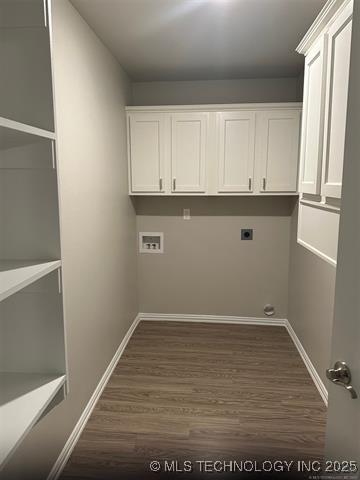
[71,0,327,82]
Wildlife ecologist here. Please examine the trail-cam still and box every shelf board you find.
[0,260,61,302]
[0,117,55,151]
[300,198,341,213]
[0,373,66,466]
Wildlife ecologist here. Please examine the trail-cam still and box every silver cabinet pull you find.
[248,178,252,191]
[326,361,358,399]
[173,178,176,191]
[159,178,163,191]
[262,177,266,191]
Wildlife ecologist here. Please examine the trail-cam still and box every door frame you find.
[325,0,360,461]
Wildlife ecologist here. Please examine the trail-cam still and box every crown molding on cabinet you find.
[296,0,352,55]
[126,102,302,113]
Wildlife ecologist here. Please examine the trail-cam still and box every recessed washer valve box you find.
[139,232,164,253]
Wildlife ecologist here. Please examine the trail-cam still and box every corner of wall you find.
[296,69,305,102]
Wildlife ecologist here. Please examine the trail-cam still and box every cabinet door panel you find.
[259,110,300,193]
[217,112,255,193]
[171,113,207,193]
[300,36,327,194]
[322,3,352,198]
[129,114,165,193]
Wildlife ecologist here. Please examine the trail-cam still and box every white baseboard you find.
[47,314,141,480]
[48,311,327,480]
[139,312,328,406]
[139,312,287,326]
[285,319,328,406]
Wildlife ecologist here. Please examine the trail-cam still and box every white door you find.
[325,0,359,461]
[258,110,300,193]
[321,2,353,199]
[170,113,208,193]
[128,113,165,193]
[299,35,328,195]
[217,112,255,193]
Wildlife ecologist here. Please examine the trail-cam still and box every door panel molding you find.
[259,110,300,193]
[299,35,328,195]
[321,3,353,198]
[128,113,165,193]
[217,112,256,193]
[170,113,208,193]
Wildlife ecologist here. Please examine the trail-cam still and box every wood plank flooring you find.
[61,321,327,479]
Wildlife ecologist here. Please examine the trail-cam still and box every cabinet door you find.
[321,3,353,198]
[217,112,255,193]
[128,113,165,193]
[299,36,328,194]
[259,110,300,193]
[171,113,208,193]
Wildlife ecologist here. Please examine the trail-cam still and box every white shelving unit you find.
[0,116,56,145]
[0,0,67,469]
[0,260,61,302]
[0,1,54,131]
[0,373,66,465]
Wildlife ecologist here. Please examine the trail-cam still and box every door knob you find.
[326,361,358,399]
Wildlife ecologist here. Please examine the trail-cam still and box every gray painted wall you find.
[288,204,336,385]
[136,197,295,319]
[132,77,302,105]
[2,1,138,478]
[133,77,301,320]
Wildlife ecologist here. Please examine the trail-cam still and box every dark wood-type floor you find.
[61,321,327,480]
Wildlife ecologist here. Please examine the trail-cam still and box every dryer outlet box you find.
[241,229,253,240]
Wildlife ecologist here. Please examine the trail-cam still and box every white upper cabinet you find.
[321,2,353,199]
[126,104,301,196]
[170,113,208,193]
[299,36,328,195]
[296,0,353,266]
[258,110,300,193]
[217,112,255,193]
[128,113,165,193]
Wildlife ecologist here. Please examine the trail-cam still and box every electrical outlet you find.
[241,229,253,240]
[183,208,191,220]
